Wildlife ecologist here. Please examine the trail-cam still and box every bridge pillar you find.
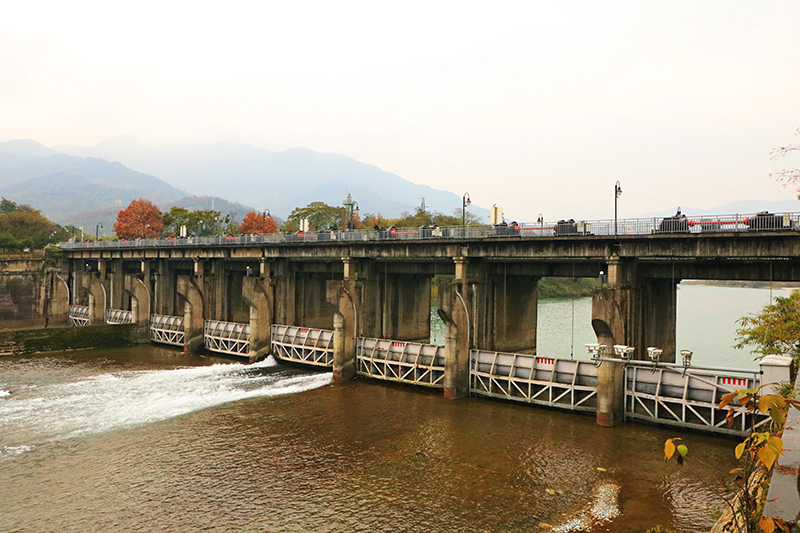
[124,274,150,342]
[108,259,124,310]
[176,275,205,354]
[76,271,106,325]
[272,258,296,326]
[326,279,358,381]
[45,270,70,325]
[636,278,678,363]
[437,281,472,399]
[242,274,273,363]
[154,259,176,315]
[591,255,634,427]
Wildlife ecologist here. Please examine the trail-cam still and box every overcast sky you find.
[2,1,799,220]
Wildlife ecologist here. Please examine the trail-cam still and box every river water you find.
[1,284,783,532]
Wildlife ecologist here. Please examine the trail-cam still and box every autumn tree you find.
[113,198,163,239]
[240,211,278,234]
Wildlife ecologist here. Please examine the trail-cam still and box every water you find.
[434,283,793,369]
[1,345,736,532]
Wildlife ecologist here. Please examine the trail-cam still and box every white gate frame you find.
[270,325,334,366]
[357,338,445,387]
[149,314,185,346]
[204,320,250,356]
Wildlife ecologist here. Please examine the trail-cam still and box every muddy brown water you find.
[1,345,738,532]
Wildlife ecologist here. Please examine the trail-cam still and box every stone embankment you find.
[0,324,140,356]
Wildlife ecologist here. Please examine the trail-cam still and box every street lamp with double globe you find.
[462,193,471,226]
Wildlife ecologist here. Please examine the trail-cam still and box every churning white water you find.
[0,356,331,458]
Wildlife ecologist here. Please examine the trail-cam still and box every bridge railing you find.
[204,320,250,357]
[149,314,185,346]
[270,325,334,367]
[357,338,445,387]
[68,305,90,326]
[57,211,800,249]
[624,361,766,436]
[105,308,133,325]
[470,350,598,412]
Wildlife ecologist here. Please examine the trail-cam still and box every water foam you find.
[0,356,331,456]
[551,482,621,532]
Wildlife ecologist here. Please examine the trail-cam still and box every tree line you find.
[110,198,484,240]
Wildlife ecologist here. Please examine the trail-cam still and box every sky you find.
[2,1,800,221]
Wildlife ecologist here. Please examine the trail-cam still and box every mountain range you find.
[1,136,797,235]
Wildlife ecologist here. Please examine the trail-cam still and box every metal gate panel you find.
[625,362,767,437]
[68,305,90,326]
[204,320,250,356]
[105,308,133,325]
[470,350,598,412]
[356,338,445,387]
[149,314,185,346]
[270,325,334,367]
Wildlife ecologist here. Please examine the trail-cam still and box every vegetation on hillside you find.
[0,197,68,251]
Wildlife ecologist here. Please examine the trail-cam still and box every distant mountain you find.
[637,199,800,219]
[169,196,256,222]
[56,136,489,220]
[0,139,187,227]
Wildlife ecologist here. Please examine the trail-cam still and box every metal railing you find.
[204,320,250,356]
[470,350,598,412]
[68,305,90,326]
[270,324,334,367]
[624,361,767,436]
[357,337,445,387]
[105,308,133,325]
[58,211,800,249]
[149,314,185,346]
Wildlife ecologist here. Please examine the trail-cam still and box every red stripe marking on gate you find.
[720,377,747,386]
[299,328,309,333]
[537,357,555,365]
[392,342,406,348]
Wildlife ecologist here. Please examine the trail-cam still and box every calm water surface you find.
[1,345,737,532]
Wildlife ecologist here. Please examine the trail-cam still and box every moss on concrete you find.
[0,324,140,356]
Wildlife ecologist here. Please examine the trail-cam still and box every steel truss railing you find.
[470,350,598,412]
[357,338,445,387]
[58,211,800,250]
[204,320,250,356]
[105,308,133,325]
[624,361,767,436]
[270,325,334,366]
[68,305,90,326]
[149,314,185,346]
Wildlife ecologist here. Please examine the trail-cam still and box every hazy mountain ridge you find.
[55,137,487,220]
[0,140,188,226]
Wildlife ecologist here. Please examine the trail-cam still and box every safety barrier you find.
[204,320,250,356]
[68,305,90,326]
[624,362,766,436]
[356,338,445,387]
[149,314,185,346]
[105,308,133,325]
[470,350,598,412]
[58,211,800,250]
[270,325,334,367]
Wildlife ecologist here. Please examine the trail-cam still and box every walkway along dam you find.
[52,214,797,437]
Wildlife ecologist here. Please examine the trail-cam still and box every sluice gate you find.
[357,338,445,387]
[204,320,250,356]
[105,309,133,325]
[149,314,185,346]
[270,325,334,367]
[68,305,90,326]
[470,350,598,412]
[625,362,766,436]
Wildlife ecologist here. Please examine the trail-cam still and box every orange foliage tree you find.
[113,199,164,239]
[240,211,278,234]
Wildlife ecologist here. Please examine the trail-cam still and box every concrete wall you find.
[0,324,141,356]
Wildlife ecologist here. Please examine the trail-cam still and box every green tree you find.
[286,202,347,231]
[0,201,67,249]
[735,290,800,377]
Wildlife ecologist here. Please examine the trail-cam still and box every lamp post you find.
[462,193,471,226]
[614,181,622,236]
[262,209,270,233]
[95,222,103,242]
[343,193,358,230]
